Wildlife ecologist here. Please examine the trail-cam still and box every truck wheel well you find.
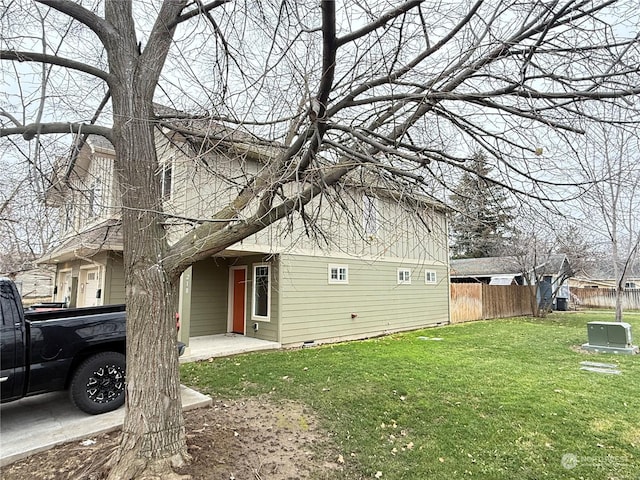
[65,342,126,389]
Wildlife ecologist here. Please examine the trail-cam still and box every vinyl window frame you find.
[252,263,271,321]
[328,264,349,284]
[397,268,412,285]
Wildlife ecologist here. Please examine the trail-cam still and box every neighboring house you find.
[39,117,451,347]
[570,263,640,290]
[0,266,55,305]
[450,254,573,308]
[571,278,640,290]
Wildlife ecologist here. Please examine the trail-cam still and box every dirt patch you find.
[570,345,599,354]
[2,397,342,480]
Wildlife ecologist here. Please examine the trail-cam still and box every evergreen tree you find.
[449,153,514,258]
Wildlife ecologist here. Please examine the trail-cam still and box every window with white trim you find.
[160,160,173,200]
[252,264,271,320]
[397,268,411,284]
[328,264,349,284]
[425,270,437,284]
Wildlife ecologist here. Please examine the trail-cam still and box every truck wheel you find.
[70,352,126,415]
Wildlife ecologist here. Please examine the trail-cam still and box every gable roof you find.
[450,256,522,277]
[450,254,571,278]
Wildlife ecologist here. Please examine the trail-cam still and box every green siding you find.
[187,255,280,342]
[190,258,229,336]
[278,254,449,345]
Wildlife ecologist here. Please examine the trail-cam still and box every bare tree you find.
[0,140,59,274]
[574,116,640,321]
[1,1,639,478]
[508,221,575,317]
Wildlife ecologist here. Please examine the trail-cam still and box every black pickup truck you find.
[0,277,182,414]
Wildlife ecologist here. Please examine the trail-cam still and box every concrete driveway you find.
[0,386,211,467]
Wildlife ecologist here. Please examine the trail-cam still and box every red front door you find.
[232,268,246,334]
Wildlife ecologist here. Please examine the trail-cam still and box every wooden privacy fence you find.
[572,288,640,310]
[450,284,535,323]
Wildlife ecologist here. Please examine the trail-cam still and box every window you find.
[252,264,270,320]
[363,194,378,235]
[425,270,437,284]
[397,268,411,284]
[88,179,102,218]
[328,264,349,284]
[63,203,74,231]
[161,161,173,200]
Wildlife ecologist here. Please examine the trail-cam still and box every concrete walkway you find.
[0,386,211,467]
[179,333,281,363]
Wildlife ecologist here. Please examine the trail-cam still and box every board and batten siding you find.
[278,254,449,345]
[242,193,449,264]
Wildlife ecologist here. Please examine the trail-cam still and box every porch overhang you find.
[38,219,123,264]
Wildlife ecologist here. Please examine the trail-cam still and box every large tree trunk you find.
[104,27,188,476]
[106,93,189,480]
[98,2,191,478]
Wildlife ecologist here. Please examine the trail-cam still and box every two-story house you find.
[39,119,451,349]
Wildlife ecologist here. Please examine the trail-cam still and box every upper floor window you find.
[363,194,378,235]
[425,270,437,284]
[88,179,102,218]
[161,161,173,200]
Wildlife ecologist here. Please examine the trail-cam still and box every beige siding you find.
[154,135,448,264]
[104,253,125,304]
[278,254,449,345]
[59,145,119,239]
[190,258,230,336]
[53,252,115,307]
[237,193,448,264]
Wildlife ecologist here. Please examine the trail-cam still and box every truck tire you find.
[70,352,126,415]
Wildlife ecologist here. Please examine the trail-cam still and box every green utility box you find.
[583,322,638,355]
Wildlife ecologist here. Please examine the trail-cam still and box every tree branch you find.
[35,0,118,45]
[0,50,111,83]
[336,0,424,46]
[168,0,231,29]
[0,108,22,127]
[0,123,112,141]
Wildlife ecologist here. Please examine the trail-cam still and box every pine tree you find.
[449,153,514,259]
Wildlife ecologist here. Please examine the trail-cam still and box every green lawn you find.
[181,312,640,479]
